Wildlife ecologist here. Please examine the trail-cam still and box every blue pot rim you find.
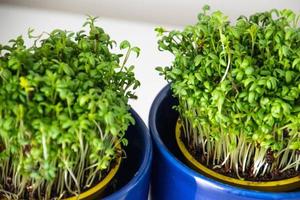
[149,84,300,199]
[104,108,152,199]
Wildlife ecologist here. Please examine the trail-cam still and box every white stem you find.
[220,56,231,83]
[213,153,230,169]
[42,132,48,160]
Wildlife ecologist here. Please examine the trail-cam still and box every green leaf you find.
[245,67,254,75]
[155,27,166,36]
[120,40,130,50]
[131,47,140,57]
[60,63,74,76]
[220,59,226,66]
[292,58,300,68]
[195,73,202,81]
[202,5,210,12]
[248,91,256,103]
[79,95,89,106]
[155,66,163,72]
[285,71,294,83]
[172,68,182,75]
[282,46,289,57]
[194,55,202,66]
[243,77,254,87]
[121,138,128,146]
[236,71,243,81]
[289,142,300,150]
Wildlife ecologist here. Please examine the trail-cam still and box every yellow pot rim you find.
[175,120,300,191]
[64,147,122,200]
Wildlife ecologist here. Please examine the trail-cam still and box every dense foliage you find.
[0,17,140,199]
[156,6,300,179]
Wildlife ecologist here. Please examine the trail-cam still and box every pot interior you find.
[153,86,300,193]
[153,88,184,159]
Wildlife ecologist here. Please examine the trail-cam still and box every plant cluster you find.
[0,17,140,199]
[156,6,300,179]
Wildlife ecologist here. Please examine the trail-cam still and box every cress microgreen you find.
[156,6,300,179]
[0,16,140,199]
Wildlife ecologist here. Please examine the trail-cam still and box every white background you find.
[0,1,299,123]
[1,0,300,26]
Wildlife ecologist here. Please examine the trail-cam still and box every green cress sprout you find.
[156,6,300,179]
[0,16,140,199]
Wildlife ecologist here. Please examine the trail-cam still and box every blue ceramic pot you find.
[149,84,300,200]
[104,109,152,200]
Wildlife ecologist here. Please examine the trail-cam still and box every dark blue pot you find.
[149,84,300,200]
[104,109,152,200]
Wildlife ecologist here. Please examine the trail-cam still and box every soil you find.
[179,129,300,182]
